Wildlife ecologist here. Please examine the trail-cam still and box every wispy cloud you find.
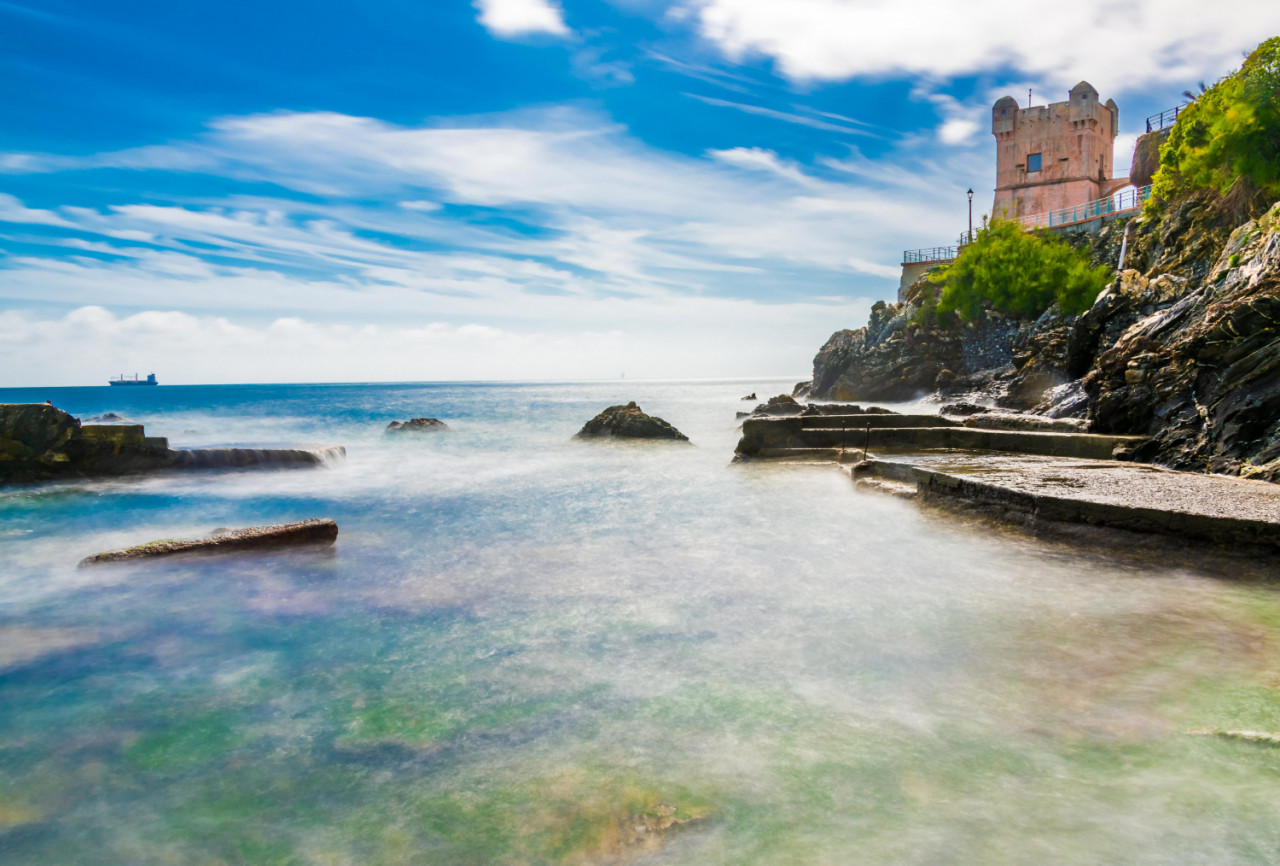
[686,93,882,137]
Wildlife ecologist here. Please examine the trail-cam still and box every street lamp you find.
[967,188,974,242]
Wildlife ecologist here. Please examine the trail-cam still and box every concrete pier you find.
[736,414,1144,461]
[851,454,1280,548]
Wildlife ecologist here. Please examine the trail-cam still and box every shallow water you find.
[2,380,1280,864]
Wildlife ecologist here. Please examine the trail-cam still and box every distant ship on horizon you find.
[108,373,158,387]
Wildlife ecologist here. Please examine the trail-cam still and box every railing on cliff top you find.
[1018,184,1152,230]
[902,246,960,264]
[902,187,1151,264]
[1146,104,1188,133]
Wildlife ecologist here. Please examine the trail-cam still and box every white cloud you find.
[678,0,1280,94]
[0,295,859,386]
[937,118,980,145]
[473,0,571,38]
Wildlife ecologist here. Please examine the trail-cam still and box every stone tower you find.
[991,82,1127,221]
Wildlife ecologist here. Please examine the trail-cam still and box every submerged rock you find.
[386,417,451,433]
[575,402,689,441]
[740,392,756,401]
[80,518,339,565]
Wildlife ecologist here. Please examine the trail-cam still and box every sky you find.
[1,0,1277,386]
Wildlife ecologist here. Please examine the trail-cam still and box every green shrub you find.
[928,220,1112,322]
[1150,36,1280,212]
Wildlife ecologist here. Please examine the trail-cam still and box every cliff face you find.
[1086,203,1280,480]
[807,198,1280,482]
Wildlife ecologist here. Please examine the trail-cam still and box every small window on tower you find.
[1027,153,1042,172]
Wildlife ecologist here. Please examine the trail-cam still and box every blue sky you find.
[2,0,1277,385]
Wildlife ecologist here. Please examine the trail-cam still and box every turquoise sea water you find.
[2,379,1280,864]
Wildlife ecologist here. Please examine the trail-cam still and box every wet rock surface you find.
[386,417,451,433]
[575,402,689,441]
[80,519,339,565]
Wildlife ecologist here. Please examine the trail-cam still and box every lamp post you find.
[966,188,974,243]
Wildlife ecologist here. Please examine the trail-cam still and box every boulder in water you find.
[741,392,757,401]
[386,417,451,433]
[575,402,689,441]
[748,394,804,417]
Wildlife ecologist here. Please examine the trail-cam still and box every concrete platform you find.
[854,453,1280,548]
[738,415,1144,461]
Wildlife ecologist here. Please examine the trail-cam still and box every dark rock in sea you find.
[0,402,344,483]
[741,392,757,401]
[940,402,990,417]
[85,412,134,423]
[79,519,339,566]
[1,403,168,483]
[792,381,812,398]
[748,394,804,417]
[735,411,750,419]
[386,417,451,433]
[575,402,689,441]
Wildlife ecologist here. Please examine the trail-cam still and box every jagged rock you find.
[1085,201,1280,480]
[811,297,968,401]
[999,306,1077,409]
[740,392,756,401]
[575,402,689,441]
[386,417,451,433]
[85,412,133,423]
[792,381,812,398]
[80,519,339,565]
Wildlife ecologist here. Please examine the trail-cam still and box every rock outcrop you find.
[1,403,344,484]
[575,402,689,441]
[800,191,1280,483]
[1,404,170,483]
[386,417,451,433]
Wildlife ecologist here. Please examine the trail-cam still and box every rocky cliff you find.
[807,197,1280,482]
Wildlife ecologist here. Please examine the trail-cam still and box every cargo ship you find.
[108,373,158,387]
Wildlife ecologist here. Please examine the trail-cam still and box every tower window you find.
[1027,153,1042,172]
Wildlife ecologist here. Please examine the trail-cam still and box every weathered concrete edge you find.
[79,518,339,566]
[910,468,1280,548]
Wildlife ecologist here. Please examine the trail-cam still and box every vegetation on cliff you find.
[1150,36,1280,217]
[926,220,1112,321]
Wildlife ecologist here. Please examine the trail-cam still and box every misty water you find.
[2,380,1280,864]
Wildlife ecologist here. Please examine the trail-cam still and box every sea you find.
[2,379,1279,864]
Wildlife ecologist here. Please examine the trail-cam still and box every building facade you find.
[991,82,1128,221]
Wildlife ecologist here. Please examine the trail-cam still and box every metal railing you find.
[903,246,961,265]
[1146,105,1187,133]
[1018,185,1152,230]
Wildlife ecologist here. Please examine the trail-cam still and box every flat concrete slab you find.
[857,453,1280,547]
